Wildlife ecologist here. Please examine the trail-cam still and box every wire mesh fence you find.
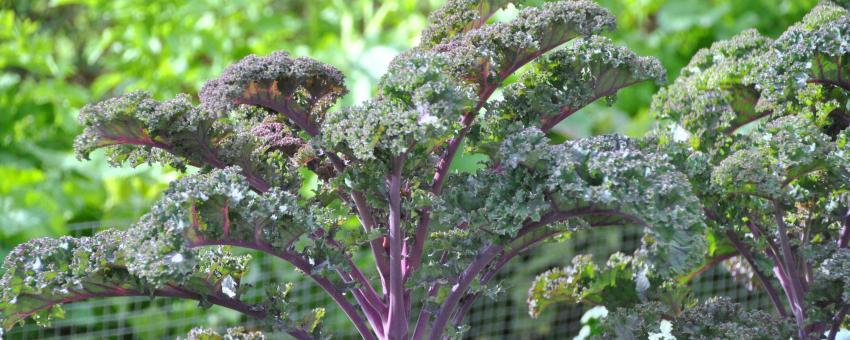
[3,222,770,339]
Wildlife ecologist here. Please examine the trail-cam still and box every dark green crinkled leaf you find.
[0,230,251,330]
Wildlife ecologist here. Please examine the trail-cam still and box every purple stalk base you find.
[386,157,408,339]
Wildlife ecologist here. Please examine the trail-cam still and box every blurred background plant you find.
[0,0,820,338]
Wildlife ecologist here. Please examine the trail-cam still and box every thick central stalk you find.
[386,156,408,338]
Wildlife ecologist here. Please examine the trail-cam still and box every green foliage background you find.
[0,0,819,337]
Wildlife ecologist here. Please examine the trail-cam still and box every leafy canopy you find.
[10,0,847,339]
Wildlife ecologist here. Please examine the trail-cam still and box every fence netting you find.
[3,222,770,339]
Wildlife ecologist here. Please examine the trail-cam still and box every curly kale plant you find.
[7,0,847,339]
[525,1,850,339]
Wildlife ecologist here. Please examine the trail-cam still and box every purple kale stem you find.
[428,245,503,340]
[334,266,384,331]
[724,230,788,317]
[828,305,849,340]
[540,79,645,133]
[351,263,388,318]
[806,78,850,91]
[411,305,431,340]
[352,289,386,339]
[408,84,499,280]
[747,221,787,271]
[387,155,408,338]
[829,207,850,340]
[286,254,377,340]
[409,77,530,334]
[107,127,273,193]
[772,202,808,338]
[328,152,391,296]
[406,210,430,277]
[747,221,800,319]
[241,169,271,193]
[190,238,378,340]
[14,285,327,339]
[351,188,391,295]
[451,210,646,326]
[286,328,314,340]
[329,148,390,333]
[343,255,386,318]
[772,266,799,316]
[323,234,387,317]
[161,284,267,319]
[234,97,320,136]
[421,208,632,334]
[411,251,451,340]
[429,85,498,196]
[838,206,850,249]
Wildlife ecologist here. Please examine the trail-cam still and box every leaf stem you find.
[190,238,377,340]
[12,283,324,340]
[724,230,788,317]
[807,78,850,91]
[328,153,391,296]
[427,245,503,340]
[839,206,850,249]
[772,202,807,337]
[451,209,646,326]
[387,155,408,338]
[828,304,849,340]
